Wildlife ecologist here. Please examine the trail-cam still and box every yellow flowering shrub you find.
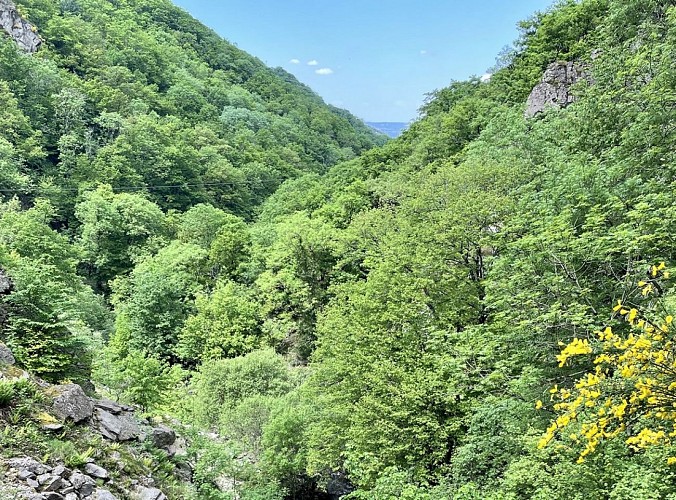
[538,263,676,463]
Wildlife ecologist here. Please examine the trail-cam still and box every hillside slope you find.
[2,0,676,499]
[0,0,385,218]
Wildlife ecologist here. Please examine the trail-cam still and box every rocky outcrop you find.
[51,384,94,423]
[0,0,41,53]
[525,61,591,118]
[1,352,185,500]
[0,342,15,365]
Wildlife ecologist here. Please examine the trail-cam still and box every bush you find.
[0,380,15,407]
[190,349,295,429]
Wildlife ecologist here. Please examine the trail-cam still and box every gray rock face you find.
[525,61,590,118]
[166,436,187,458]
[0,0,41,52]
[95,408,141,441]
[0,342,15,365]
[51,384,94,423]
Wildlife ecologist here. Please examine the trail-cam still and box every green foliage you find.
[177,281,261,364]
[76,185,167,290]
[111,241,208,360]
[0,200,108,382]
[44,439,95,468]
[93,348,178,411]
[0,380,15,407]
[190,349,295,425]
[2,0,675,498]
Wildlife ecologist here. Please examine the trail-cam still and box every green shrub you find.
[0,380,15,407]
[190,349,295,429]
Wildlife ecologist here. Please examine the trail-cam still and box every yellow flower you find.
[628,308,638,323]
[536,400,543,410]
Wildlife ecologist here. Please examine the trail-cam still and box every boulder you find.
[93,399,133,415]
[69,471,96,496]
[42,423,65,432]
[17,469,34,481]
[166,436,187,458]
[43,493,65,500]
[84,463,109,480]
[136,486,168,500]
[174,461,193,482]
[150,425,176,449]
[51,384,94,423]
[525,61,591,118]
[0,0,41,52]
[39,475,63,492]
[95,489,119,500]
[51,465,70,478]
[0,342,14,365]
[95,408,140,441]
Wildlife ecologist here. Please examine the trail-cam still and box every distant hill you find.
[0,0,386,219]
[366,121,409,138]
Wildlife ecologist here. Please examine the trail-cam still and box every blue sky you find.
[172,1,554,122]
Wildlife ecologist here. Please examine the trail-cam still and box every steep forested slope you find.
[2,0,676,499]
[0,0,384,219]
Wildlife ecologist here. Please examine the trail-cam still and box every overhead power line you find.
[0,179,286,194]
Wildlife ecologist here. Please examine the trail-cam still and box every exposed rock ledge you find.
[525,61,591,118]
[0,0,41,53]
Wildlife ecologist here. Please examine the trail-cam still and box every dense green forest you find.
[1,0,676,498]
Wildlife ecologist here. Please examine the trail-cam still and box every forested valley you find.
[0,0,675,498]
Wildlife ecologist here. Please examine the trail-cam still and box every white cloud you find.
[307,60,319,66]
[289,58,300,64]
[315,68,334,75]
[420,50,428,56]
[481,73,492,82]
